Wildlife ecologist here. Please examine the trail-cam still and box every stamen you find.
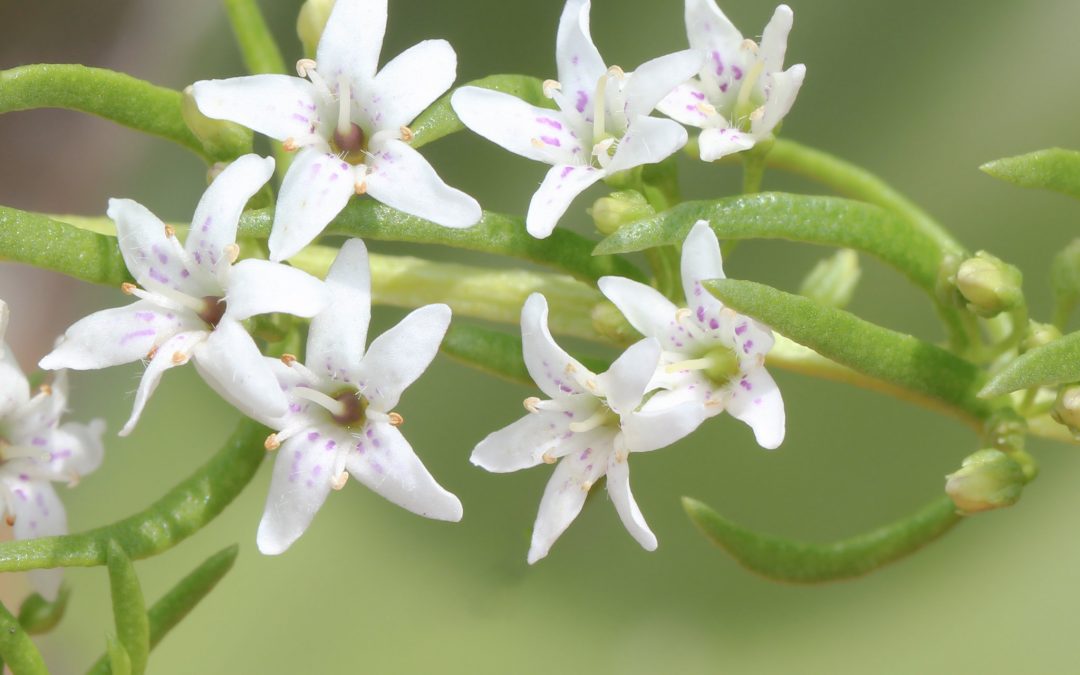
[399,125,414,143]
[524,396,542,413]
[171,351,188,365]
[592,137,616,169]
[280,354,297,366]
[139,278,210,314]
[592,72,609,142]
[331,471,349,491]
[296,58,317,77]
[4,514,13,527]
[121,282,137,295]
[388,412,404,426]
[734,60,766,125]
[283,138,299,152]
[336,75,352,139]
[282,357,320,385]
[264,433,281,451]
[38,383,52,396]
[580,480,593,492]
[665,357,714,374]
[164,224,176,238]
[568,408,612,433]
[292,387,347,417]
[224,243,240,264]
[541,451,557,464]
[542,79,562,98]
[146,345,159,360]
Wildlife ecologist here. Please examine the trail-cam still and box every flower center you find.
[665,345,741,386]
[589,67,628,169]
[292,385,368,428]
[197,296,226,328]
[567,403,619,433]
[332,123,366,161]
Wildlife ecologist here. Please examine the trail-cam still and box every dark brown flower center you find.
[330,388,367,427]
[198,296,226,328]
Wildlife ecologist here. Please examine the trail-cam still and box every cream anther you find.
[524,396,542,413]
[331,471,349,490]
[542,79,562,98]
[296,58,318,77]
[265,433,281,451]
[224,243,240,264]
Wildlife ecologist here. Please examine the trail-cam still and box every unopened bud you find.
[1051,383,1080,436]
[297,0,336,58]
[954,251,1023,317]
[181,86,253,159]
[985,408,1026,455]
[798,249,861,309]
[591,301,638,345]
[1021,320,1061,353]
[17,588,70,635]
[588,190,654,235]
[946,448,1025,515]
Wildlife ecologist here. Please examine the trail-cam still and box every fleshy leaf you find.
[595,193,944,293]
[980,148,1080,200]
[410,74,552,148]
[106,541,150,675]
[0,600,47,675]
[683,495,960,583]
[17,587,70,635]
[980,330,1080,398]
[704,279,990,421]
[0,208,130,285]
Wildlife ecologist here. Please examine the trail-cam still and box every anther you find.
[388,412,404,426]
[749,107,765,122]
[121,282,138,295]
[283,138,300,152]
[4,514,14,527]
[281,353,297,366]
[164,224,176,238]
[584,379,601,395]
[523,396,541,413]
[38,383,52,396]
[224,243,240,264]
[530,138,545,149]
[607,65,625,78]
[541,451,557,465]
[355,178,367,195]
[331,471,349,490]
[67,472,81,488]
[740,38,759,53]
[399,125,414,142]
[580,480,593,492]
[264,433,280,451]
[542,79,562,98]
[296,58,318,77]
[171,351,187,365]
[146,346,159,360]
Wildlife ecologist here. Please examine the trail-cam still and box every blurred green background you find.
[2,0,1080,672]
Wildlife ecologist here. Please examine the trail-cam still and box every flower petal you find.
[192,75,327,142]
[355,303,450,411]
[38,301,197,372]
[0,345,29,418]
[187,154,275,284]
[685,0,742,54]
[8,370,68,441]
[597,276,678,340]
[451,87,583,165]
[621,390,707,452]
[726,368,785,449]
[345,422,462,521]
[597,338,659,416]
[119,330,206,436]
[107,199,198,293]
[7,479,66,600]
[364,138,481,229]
[225,259,327,321]
[606,115,688,174]
[470,400,597,473]
[525,164,603,238]
[192,319,288,421]
[316,0,386,87]
[752,65,805,138]
[269,148,358,262]
[521,293,592,399]
[46,419,107,478]
[697,126,756,162]
[656,80,717,128]
[555,0,606,124]
[606,454,657,550]
[527,438,612,564]
[307,239,371,383]
[759,4,794,74]
[368,40,457,131]
[623,49,704,120]
[681,220,727,309]
[256,429,335,554]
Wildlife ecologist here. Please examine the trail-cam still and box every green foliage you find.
[0,600,47,675]
[223,0,288,75]
[106,542,149,675]
[410,74,551,148]
[981,148,1080,200]
[981,330,1080,397]
[17,588,70,635]
[0,208,130,285]
[441,323,608,386]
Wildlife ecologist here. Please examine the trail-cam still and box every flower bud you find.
[1051,383,1080,436]
[985,408,1026,455]
[17,588,69,634]
[297,0,336,58]
[181,86,253,159]
[945,448,1025,515]
[1021,320,1061,353]
[588,190,654,235]
[798,249,861,309]
[954,251,1023,317]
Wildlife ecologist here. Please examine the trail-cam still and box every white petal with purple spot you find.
[269,147,358,262]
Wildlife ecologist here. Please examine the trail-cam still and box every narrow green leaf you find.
[980,330,1080,397]
[104,636,131,675]
[410,74,550,148]
[0,601,47,675]
[223,0,288,75]
[0,65,246,161]
[0,419,266,572]
[442,323,608,386]
[239,203,645,283]
[595,193,944,294]
[17,587,70,634]
[683,495,960,583]
[0,208,130,285]
[980,148,1080,200]
[704,279,991,421]
[87,546,239,675]
[106,541,149,675]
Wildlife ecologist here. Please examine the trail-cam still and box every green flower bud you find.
[953,251,1023,317]
[588,190,654,235]
[945,448,1025,515]
[17,587,70,635]
[1051,383,1080,436]
[798,249,861,309]
[181,86,253,159]
[297,0,336,58]
[1021,320,1061,353]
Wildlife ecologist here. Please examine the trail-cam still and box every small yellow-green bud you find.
[181,86,253,159]
[798,249,861,309]
[1051,383,1080,436]
[1021,320,1061,353]
[954,251,1024,317]
[945,448,1025,515]
[591,301,638,345]
[588,190,654,235]
[984,408,1026,455]
[297,0,336,58]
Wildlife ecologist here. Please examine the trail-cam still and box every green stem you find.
[0,601,47,675]
[0,419,266,572]
[222,0,287,75]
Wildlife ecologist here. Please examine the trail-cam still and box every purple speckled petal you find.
[621,389,707,453]
[192,319,288,422]
[685,0,743,55]
[697,125,756,162]
[597,338,660,416]
[107,198,199,294]
[364,139,481,229]
[521,294,593,400]
[759,4,794,75]
[0,344,30,418]
[256,428,335,554]
[7,370,68,443]
[656,80,718,129]
[680,221,727,313]
[120,330,207,436]
[623,49,704,121]
[726,367,785,449]
[42,419,106,478]
[226,259,327,322]
[525,163,603,238]
[451,87,583,165]
[751,65,805,138]
[39,300,196,372]
[345,422,462,521]
[355,303,450,412]
[367,39,457,131]
[316,0,386,88]
[192,75,328,143]
[598,278,679,343]
[470,398,598,473]
[606,453,657,551]
[527,435,614,564]
[269,147,358,262]
[8,479,66,599]
[555,0,606,126]
[606,115,689,175]
[307,239,370,383]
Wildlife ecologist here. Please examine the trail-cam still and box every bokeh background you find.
[2,0,1080,672]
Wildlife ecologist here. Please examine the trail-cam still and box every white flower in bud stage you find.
[246,239,461,555]
[598,221,785,449]
[450,0,703,238]
[193,0,481,262]
[0,300,106,600]
[657,1,805,161]
[39,155,328,436]
[472,294,706,563]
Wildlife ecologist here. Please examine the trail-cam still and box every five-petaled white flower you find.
[0,300,106,600]
[657,1,805,162]
[450,0,703,238]
[598,221,785,449]
[240,239,461,555]
[39,154,328,435]
[193,0,481,262]
[471,293,706,563]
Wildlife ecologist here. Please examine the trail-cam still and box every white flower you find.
[450,0,703,238]
[39,155,328,436]
[657,1,805,162]
[0,300,106,600]
[247,239,461,555]
[193,0,481,262]
[598,220,785,449]
[472,293,706,563]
